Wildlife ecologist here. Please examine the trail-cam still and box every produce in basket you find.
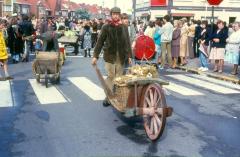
[113,65,158,86]
[64,30,76,37]
[129,64,158,78]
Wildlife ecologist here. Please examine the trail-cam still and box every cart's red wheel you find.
[141,83,167,141]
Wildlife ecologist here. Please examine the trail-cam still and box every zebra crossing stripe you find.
[29,79,68,104]
[0,81,13,107]
[68,77,105,101]
[164,82,204,96]
[66,56,85,58]
[188,74,240,90]
[167,74,240,94]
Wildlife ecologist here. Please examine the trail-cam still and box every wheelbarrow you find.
[94,65,173,141]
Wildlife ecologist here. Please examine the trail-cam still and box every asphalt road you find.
[0,54,240,157]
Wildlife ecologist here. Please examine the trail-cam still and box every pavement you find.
[0,52,240,157]
[176,58,240,84]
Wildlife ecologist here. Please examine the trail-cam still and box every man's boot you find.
[102,98,111,107]
[88,49,91,57]
[84,50,87,57]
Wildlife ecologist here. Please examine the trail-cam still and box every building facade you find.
[135,0,240,24]
[0,0,110,19]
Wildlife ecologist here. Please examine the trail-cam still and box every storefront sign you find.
[207,0,223,6]
[150,0,167,7]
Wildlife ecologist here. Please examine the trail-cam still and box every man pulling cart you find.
[92,7,132,106]
[92,7,172,141]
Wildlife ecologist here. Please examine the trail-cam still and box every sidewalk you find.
[176,58,240,84]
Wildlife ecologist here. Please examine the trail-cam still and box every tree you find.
[75,9,90,20]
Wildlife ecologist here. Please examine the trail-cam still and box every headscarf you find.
[107,18,121,27]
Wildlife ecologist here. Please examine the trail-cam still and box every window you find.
[4,5,11,12]
[22,7,29,14]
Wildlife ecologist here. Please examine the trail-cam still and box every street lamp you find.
[167,0,172,19]
[132,0,136,21]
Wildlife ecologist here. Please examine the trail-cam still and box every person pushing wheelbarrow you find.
[92,7,132,107]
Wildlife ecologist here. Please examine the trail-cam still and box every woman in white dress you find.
[225,22,240,75]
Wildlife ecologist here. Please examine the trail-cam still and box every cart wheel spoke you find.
[156,97,160,107]
[150,117,154,135]
[149,89,154,107]
[144,120,151,135]
[145,97,151,107]
[154,114,162,127]
[153,89,158,107]
[153,116,159,135]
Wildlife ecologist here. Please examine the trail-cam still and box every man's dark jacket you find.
[93,24,132,64]
[19,20,34,37]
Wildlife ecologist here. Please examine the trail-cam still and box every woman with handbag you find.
[209,20,228,73]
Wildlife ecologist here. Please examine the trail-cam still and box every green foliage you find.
[75,9,90,20]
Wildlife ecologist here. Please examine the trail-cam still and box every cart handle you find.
[92,65,114,98]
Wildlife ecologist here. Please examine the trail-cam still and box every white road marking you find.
[66,55,103,58]
[0,81,13,107]
[188,74,240,90]
[68,77,105,101]
[164,82,204,96]
[29,79,68,104]
[66,55,84,58]
[167,74,240,94]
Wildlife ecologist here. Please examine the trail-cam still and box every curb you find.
[176,66,240,85]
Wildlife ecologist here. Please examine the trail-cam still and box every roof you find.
[69,1,80,11]
[61,0,80,11]
[15,0,31,5]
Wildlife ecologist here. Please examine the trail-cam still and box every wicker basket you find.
[113,84,131,112]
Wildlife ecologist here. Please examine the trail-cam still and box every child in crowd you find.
[198,20,210,72]
[34,28,43,52]
[0,20,13,80]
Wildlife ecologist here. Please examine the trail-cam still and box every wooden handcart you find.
[58,35,79,56]
[32,52,61,88]
[94,65,173,141]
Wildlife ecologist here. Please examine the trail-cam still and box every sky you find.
[71,0,132,13]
